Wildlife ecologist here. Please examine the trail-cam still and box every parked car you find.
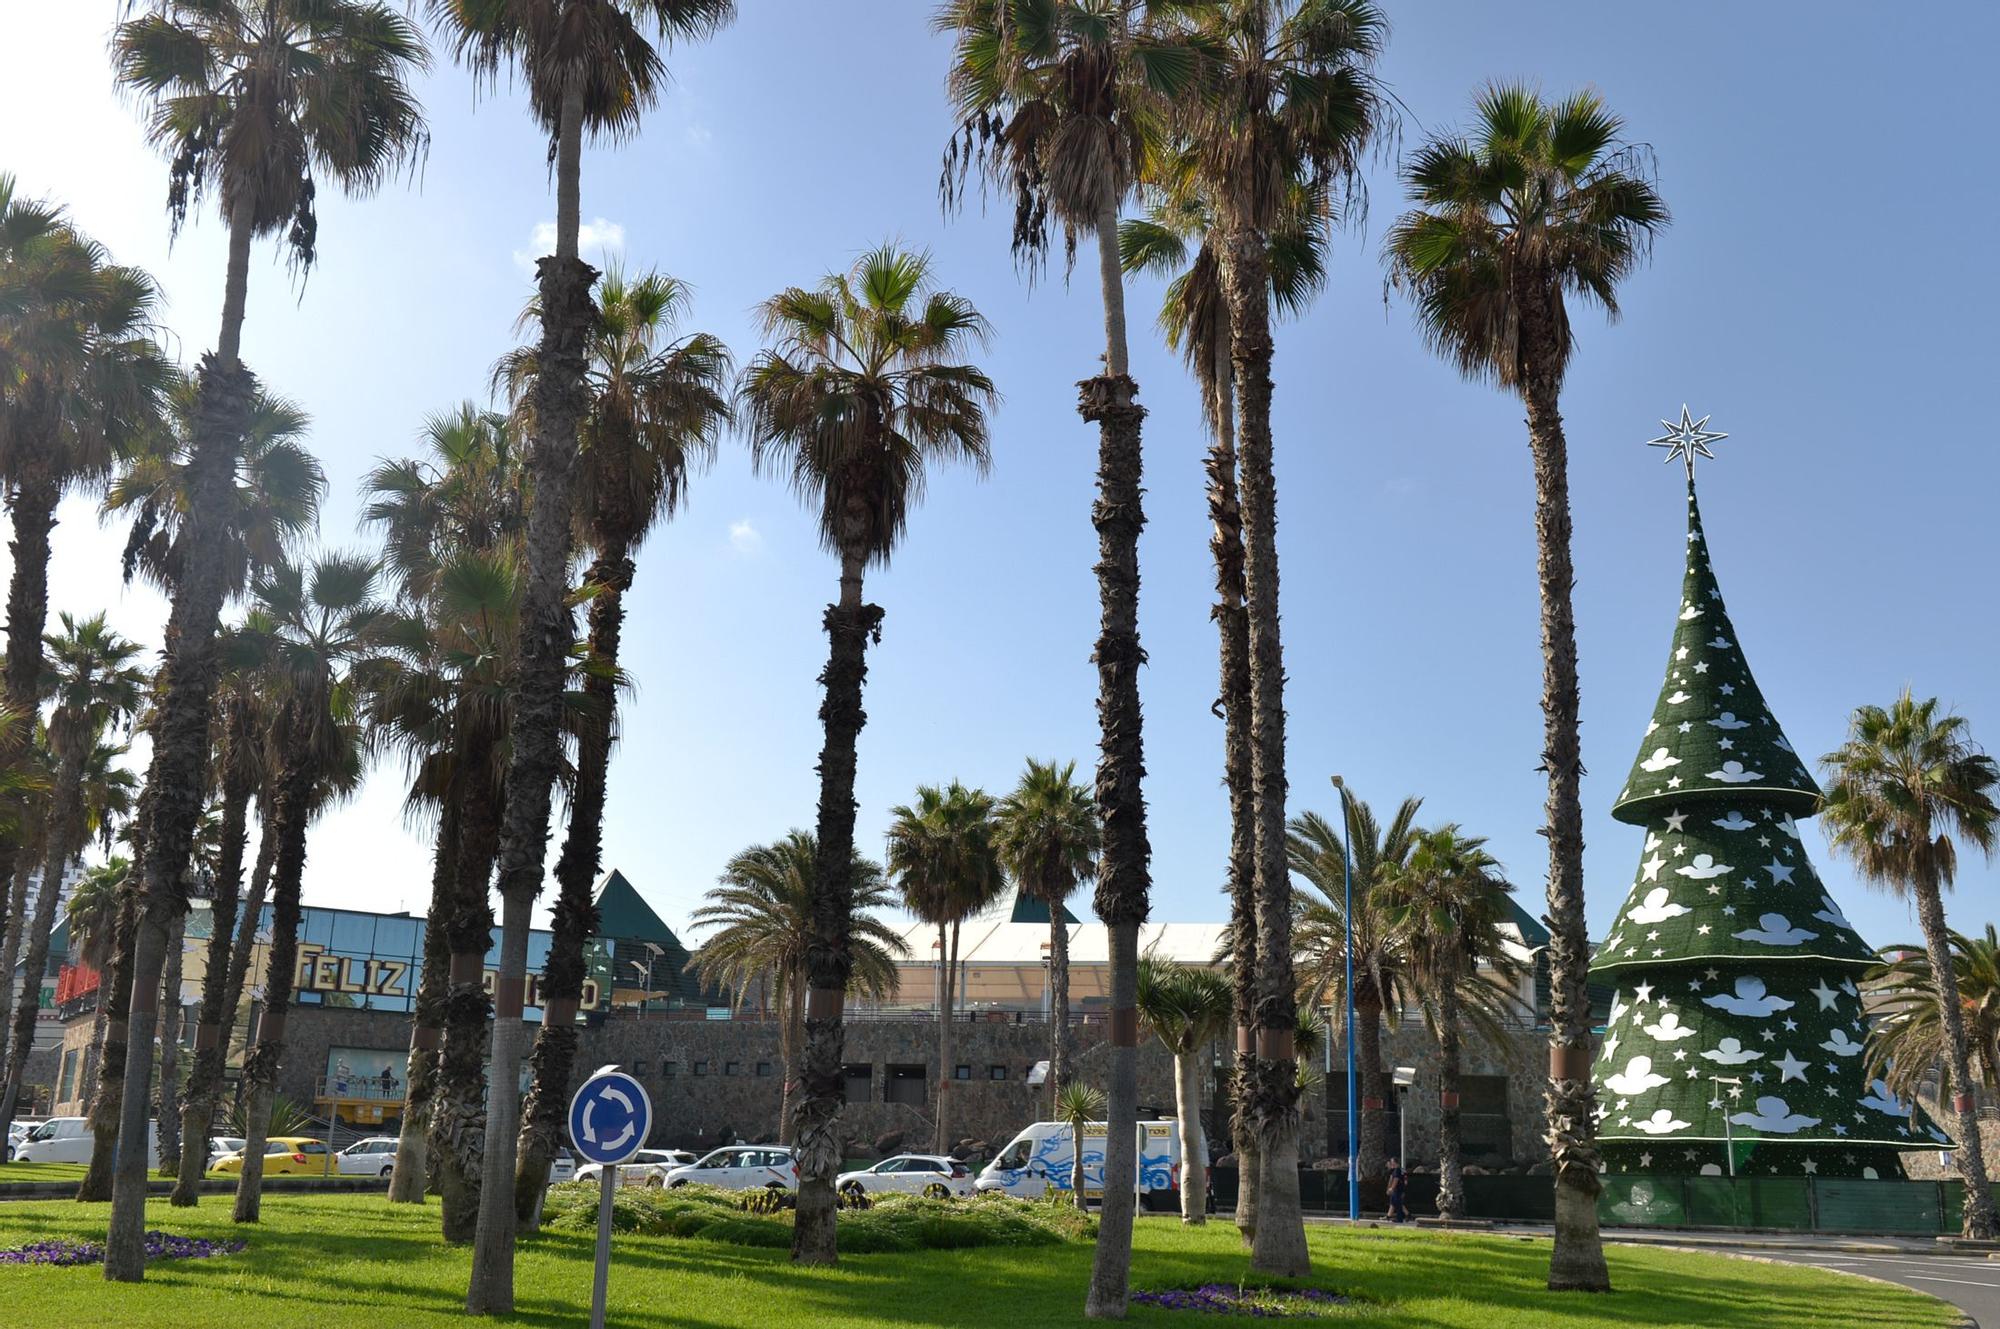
[573,1148,695,1188]
[550,1146,576,1182]
[333,1136,401,1176]
[976,1119,1181,1208]
[663,1145,798,1192]
[836,1154,975,1200]
[209,1137,332,1176]
[15,1115,158,1166]
[205,1136,247,1170]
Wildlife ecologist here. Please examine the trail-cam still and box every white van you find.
[977,1120,1181,1207]
[15,1116,160,1166]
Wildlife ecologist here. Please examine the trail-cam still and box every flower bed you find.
[1131,1284,1353,1318]
[0,1231,247,1267]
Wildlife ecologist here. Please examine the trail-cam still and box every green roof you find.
[1007,889,1079,926]
[1502,895,1550,950]
[592,869,680,945]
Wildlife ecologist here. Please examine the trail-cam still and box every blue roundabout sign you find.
[569,1067,653,1167]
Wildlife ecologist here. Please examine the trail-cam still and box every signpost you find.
[569,1066,653,1329]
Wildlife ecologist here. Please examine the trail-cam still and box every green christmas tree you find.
[1589,413,1944,1181]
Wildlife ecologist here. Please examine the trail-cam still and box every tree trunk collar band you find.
[449,952,483,985]
[412,1025,442,1052]
[257,1012,285,1044]
[1439,1091,1461,1109]
[105,1021,129,1047]
[806,989,844,1021]
[1549,1045,1592,1081]
[1235,1025,1255,1057]
[1256,1029,1294,1062]
[194,1023,221,1051]
[493,975,525,1019]
[1109,1008,1140,1047]
[542,997,578,1026]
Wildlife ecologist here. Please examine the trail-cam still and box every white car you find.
[550,1146,576,1182]
[334,1136,401,1176]
[663,1145,799,1192]
[206,1136,247,1170]
[837,1154,975,1200]
[574,1149,695,1188]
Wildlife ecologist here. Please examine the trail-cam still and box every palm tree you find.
[0,617,145,1148]
[1053,1081,1106,1211]
[1383,85,1667,1293]
[105,2,427,1278]
[361,407,525,1213]
[992,759,1099,1107]
[886,782,1004,1153]
[937,7,1194,1307]
[63,858,131,1119]
[504,268,732,1224]
[73,845,140,1204]
[422,5,734,1308]
[1135,957,1230,1224]
[687,830,908,1142]
[1374,825,1524,1221]
[230,554,382,1224]
[740,244,994,1265]
[1821,691,2000,1239]
[1168,0,1388,1278]
[1867,926,2000,1110]
[171,623,275,1205]
[1287,795,1420,1184]
[1119,156,1328,1252]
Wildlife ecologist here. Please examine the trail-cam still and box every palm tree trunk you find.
[0,847,35,1089]
[1082,202,1152,1321]
[155,913,187,1176]
[1175,1046,1206,1225]
[79,881,139,1204]
[1436,981,1464,1221]
[1220,217,1307,1278]
[0,757,92,1142]
[1209,328,1259,1250]
[513,547,629,1226]
[938,921,960,1153]
[1048,903,1071,1110]
[436,738,501,1246]
[1357,997,1386,1183]
[3,466,57,710]
[1915,873,1998,1237]
[1520,337,1609,1292]
[469,78,596,1317]
[792,535,878,1267]
[934,924,950,1153]
[778,981,802,1146]
[233,724,314,1227]
[172,758,252,1206]
[391,799,458,1205]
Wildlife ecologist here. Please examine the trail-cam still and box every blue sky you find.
[4,1,1997,957]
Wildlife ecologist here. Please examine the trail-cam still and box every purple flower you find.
[1132,1284,1350,1318]
[0,1231,245,1267]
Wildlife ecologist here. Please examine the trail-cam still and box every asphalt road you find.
[1724,1245,1998,1326]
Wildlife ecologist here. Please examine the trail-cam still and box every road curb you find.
[1648,1244,1976,1329]
[0,1176,389,1201]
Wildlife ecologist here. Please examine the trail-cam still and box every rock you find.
[873,1130,907,1158]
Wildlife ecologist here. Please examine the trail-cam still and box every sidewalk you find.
[1295,1210,1999,1260]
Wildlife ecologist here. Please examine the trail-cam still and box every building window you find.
[842,1064,873,1103]
[693,1060,709,1076]
[885,1064,927,1107]
[724,1061,741,1077]
[755,1061,773,1078]
[989,1065,1007,1081]
[954,1064,972,1081]
[57,1049,76,1102]
[662,1061,678,1077]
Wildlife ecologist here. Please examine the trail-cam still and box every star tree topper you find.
[1648,405,1728,480]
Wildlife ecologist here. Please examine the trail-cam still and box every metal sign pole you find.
[590,1163,616,1329]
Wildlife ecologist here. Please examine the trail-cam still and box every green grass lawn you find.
[0,1192,1953,1327]
[0,1163,357,1187]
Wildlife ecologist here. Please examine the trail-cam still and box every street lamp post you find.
[1332,775,1358,1223]
[1709,1076,1743,1177]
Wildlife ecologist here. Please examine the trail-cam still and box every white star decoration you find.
[1775,1050,1809,1083]
[1648,405,1728,479]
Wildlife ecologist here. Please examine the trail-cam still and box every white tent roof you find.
[895,914,1229,967]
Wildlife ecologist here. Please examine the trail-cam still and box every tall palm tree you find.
[687,830,908,1142]
[63,858,132,1119]
[1374,824,1523,1221]
[937,6,1194,1307]
[1169,0,1388,1277]
[422,5,734,1308]
[1822,691,2000,1239]
[105,1,427,1279]
[1866,926,2000,1109]
[992,759,1099,1108]
[0,617,145,1147]
[887,781,1004,1153]
[361,407,525,1212]
[740,244,994,1264]
[170,623,275,1204]
[1287,795,1419,1184]
[1135,956,1231,1224]
[503,268,732,1223]
[231,554,383,1224]
[1119,157,1327,1250]
[1383,85,1667,1292]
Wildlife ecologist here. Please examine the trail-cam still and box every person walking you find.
[1386,1157,1410,1223]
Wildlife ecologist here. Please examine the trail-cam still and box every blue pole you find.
[1338,779,1358,1223]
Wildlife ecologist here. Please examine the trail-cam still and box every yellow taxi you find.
[208,1137,333,1175]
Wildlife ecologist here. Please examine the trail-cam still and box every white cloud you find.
[685,124,714,148]
[728,519,763,555]
[512,216,627,274]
